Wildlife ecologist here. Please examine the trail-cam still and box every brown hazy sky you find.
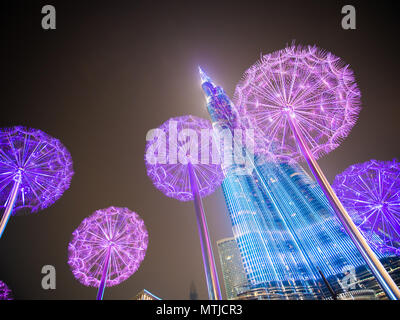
[1,0,399,299]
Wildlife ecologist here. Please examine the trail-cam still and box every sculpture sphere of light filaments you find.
[145,115,224,300]
[333,159,400,256]
[146,115,224,202]
[0,280,13,300]
[0,126,74,239]
[234,45,361,162]
[234,44,400,299]
[68,206,148,300]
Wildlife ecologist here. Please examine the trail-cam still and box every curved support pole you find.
[96,247,111,300]
[187,162,222,300]
[288,116,400,300]
[0,172,22,239]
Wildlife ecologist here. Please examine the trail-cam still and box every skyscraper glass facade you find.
[222,157,392,297]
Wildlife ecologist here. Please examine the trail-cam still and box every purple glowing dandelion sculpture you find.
[333,159,400,256]
[234,44,400,299]
[145,115,224,202]
[0,280,13,300]
[234,44,361,161]
[68,206,148,300]
[0,126,73,239]
[145,115,223,300]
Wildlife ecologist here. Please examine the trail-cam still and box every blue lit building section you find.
[199,68,391,297]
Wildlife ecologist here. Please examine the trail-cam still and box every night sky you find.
[1,0,399,300]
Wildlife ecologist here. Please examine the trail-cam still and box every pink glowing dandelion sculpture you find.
[0,280,13,300]
[234,44,400,299]
[333,159,400,256]
[145,115,223,300]
[234,44,361,161]
[68,206,148,300]
[145,115,224,202]
[0,126,73,239]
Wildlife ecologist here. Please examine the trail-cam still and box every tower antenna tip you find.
[198,66,211,84]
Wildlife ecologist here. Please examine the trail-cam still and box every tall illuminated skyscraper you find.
[199,68,395,299]
[217,237,250,299]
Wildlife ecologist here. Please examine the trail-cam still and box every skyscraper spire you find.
[198,66,213,85]
[198,67,237,131]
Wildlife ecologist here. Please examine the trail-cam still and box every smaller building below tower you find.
[133,289,162,300]
[217,237,250,299]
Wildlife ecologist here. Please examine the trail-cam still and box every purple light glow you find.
[234,44,361,162]
[0,280,13,300]
[145,115,224,202]
[68,206,148,288]
[0,126,74,213]
[333,159,400,256]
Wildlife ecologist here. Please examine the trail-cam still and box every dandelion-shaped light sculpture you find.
[0,126,74,239]
[234,44,400,299]
[68,206,148,300]
[0,280,13,300]
[145,115,224,300]
[333,159,400,256]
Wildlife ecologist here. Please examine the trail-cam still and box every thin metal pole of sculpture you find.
[96,247,112,301]
[188,162,222,300]
[288,116,400,300]
[0,171,21,239]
